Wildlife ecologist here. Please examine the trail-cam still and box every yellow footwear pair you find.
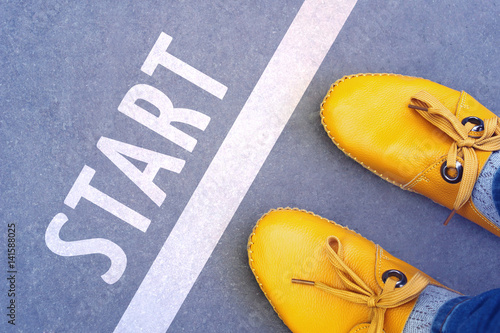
[248,208,458,333]
[321,73,500,237]
[247,75,499,332]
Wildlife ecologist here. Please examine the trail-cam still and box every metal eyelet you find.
[382,270,407,288]
[440,160,463,184]
[461,116,484,132]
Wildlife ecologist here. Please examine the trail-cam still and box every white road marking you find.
[114,0,358,331]
[141,32,228,100]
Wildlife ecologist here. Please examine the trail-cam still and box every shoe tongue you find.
[456,91,492,121]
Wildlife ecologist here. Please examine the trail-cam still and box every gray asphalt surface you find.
[1,0,499,332]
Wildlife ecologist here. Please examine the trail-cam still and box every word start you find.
[45,32,227,284]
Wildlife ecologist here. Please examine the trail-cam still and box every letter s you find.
[45,213,127,284]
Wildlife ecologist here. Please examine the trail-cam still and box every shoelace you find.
[408,91,500,224]
[292,236,429,333]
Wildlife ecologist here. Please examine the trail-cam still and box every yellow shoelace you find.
[292,237,429,333]
[408,91,500,224]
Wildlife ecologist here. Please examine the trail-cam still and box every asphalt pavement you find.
[1,0,499,332]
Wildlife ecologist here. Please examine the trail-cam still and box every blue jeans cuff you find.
[431,295,470,333]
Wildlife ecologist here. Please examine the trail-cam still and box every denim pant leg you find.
[431,288,500,333]
[492,167,500,215]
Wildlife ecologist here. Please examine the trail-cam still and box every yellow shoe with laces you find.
[320,73,500,237]
[248,208,460,333]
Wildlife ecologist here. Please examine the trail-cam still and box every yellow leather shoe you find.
[248,208,459,333]
[321,73,500,237]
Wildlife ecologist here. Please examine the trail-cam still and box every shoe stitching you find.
[404,157,449,190]
[455,91,466,120]
[247,211,283,321]
[375,246,391,290]
[467,200,500,233]
[247,207,365,327]
[376,245,382,289]
[351,324,371,333]
[320,73,423,190]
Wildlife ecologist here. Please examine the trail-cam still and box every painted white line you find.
[141,32,228,100]
[114,0,357,331]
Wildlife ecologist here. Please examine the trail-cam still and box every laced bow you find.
[408,91,500,224]
[292,237,429,333]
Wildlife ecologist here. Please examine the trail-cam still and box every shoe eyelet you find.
[440,160,463,184]
[461,116,484,132]
[382,269,407,288]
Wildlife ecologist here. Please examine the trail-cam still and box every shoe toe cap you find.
[321,73,460,185]
[248,208,377,332]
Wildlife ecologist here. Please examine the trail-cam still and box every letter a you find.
[97,137,185,206]
[118,84,210,152]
